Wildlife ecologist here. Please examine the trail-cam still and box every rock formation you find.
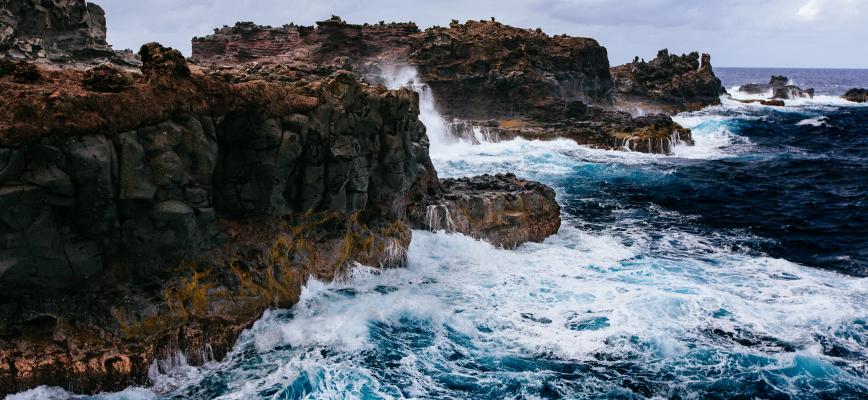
[0,0,112,60]
[0,4,564,395]
[611,49,726,113]
[737,75,814,99]
[193,18,696,155]
[409,173,561,248]
[843,88,868,103]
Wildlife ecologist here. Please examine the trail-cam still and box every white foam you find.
[796,116,829,127]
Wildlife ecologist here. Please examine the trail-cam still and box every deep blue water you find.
[11,70,868,400]
[716,67,868,96]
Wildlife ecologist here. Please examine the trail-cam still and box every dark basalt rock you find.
[843,88,868,103]
[737,75,814,99]
[0,0,112,60]
[0,54,450,394]
[409,173,561,248]
[611,49,726,113]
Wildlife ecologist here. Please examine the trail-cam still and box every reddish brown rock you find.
[611,49,725,113]
[410,173,560,248]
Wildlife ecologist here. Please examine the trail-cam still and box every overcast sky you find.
[99,0,867,68]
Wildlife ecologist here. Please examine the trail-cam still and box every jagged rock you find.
[410,173,560,248]
[411,20,614,119]
[843,88,868,103]
[139,42,190,83]
[0,0,112,61]
[611,49,725,113]
[0,59,445,394]
[81,64,134,92]
[737,75,814,99]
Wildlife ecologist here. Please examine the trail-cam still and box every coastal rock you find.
[843,88,868,103]
[737,75,814,99]
[444,108,693,154]
[81,64,134,92]
[611,49,726,113]
[410,19,614,119]
[0,0,112,61]
[193,18,700,155]
[409,173,561,248]
[0,42,448,393]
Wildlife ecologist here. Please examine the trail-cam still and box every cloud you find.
[797,0,822,21]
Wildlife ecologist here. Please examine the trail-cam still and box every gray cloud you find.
[98,0,868,68]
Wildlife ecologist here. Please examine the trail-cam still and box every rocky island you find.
[0,1,726,395]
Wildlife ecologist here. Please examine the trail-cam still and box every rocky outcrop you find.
[0,0,112,61]
[193,17,420,75]
[410,19,613,119]
[444,107,692,154]
[0,40,451,394]
[409,173,560,248]
[611,49,725,113]
[843,88,868,103]
[738,75,814,99]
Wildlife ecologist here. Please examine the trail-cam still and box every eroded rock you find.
[843,88,868,103]
[409,173,561,248]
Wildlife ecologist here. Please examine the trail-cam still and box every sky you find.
[98,0,867,68]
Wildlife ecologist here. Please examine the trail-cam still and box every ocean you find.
[10,69,868,399]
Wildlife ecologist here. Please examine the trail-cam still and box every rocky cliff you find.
[0,4,564,394]
[194,18,695,155]
[0,0,113,61]
[611,49,725,113]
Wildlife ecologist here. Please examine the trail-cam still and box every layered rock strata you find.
[611,49,726,113]
[409,173,561,248]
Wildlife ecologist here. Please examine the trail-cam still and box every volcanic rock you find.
[611,49,726,113]
[410,173,561,248]
[737,75,814,99]
[0,0,112,61]
[843,88,868,103]
[81,64,134,92]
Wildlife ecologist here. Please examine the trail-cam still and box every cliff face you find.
[0,0,112,61]
[611,49,725,113]
[411,20,613,120]
[193,18,698,155]
[0,4,564,394]
[0,42,445,393]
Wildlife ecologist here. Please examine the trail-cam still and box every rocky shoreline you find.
[1,1,726,395]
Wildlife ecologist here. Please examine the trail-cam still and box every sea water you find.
[10,69,868,399]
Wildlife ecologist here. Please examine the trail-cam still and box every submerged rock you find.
[409,173,561,248]
[843,88,868,103]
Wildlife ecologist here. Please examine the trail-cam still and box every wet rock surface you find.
[843,88,868,103]
[737,75,814,99]
[409,173,561,248]
[611,49,725,113]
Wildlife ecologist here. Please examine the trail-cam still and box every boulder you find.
[843,88,868,103]
[409,173,561,248]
